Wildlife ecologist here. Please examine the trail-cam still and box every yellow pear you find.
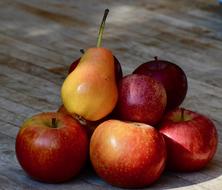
[61,9,118,121]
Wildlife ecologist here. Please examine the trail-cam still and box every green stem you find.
[96,9,109,48]
[52,118,57,128]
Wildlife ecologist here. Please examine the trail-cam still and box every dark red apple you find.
[133,57,188,111]
[115,74,167,125]
[68,55,123,82]
[90,120,167,188]
[16,112,89,183]
[159,108,218,172]
[68,57,81,74]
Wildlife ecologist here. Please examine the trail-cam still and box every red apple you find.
[68,55,123,82]
[90,120,167,188]
[16,112,89,183]
[159,108,218,172]
[133,57,188,111]
[115,74,167,125]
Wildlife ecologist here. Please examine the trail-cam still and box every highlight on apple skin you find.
[115,74,167,126]
[15,112,89,183]
[159,108,218,172]
[90,119,167,188]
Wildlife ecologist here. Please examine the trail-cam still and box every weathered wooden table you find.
[0,0,222,189]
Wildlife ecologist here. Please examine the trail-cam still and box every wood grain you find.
[0,0,222,189]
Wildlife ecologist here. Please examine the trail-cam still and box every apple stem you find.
[52,118,57,128]
[80,49,85,54]
[96,9,109,48]
[181,108,185,121]
[154,56,160,69]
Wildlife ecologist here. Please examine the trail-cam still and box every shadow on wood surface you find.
[78,159,222,189]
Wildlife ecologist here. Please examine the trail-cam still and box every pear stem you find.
[97,9,109,48]
[80,49,85,54]
[154,56,158,61]
[52,118,57,128]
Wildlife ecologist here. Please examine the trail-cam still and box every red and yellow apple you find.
[90,120,167,188]
[16,112,89,183]
[159,108,218,171]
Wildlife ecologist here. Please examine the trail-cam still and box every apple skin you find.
[16,112,89,183]
[159,108,218,172]
[133,57,188,111]
[68,56,123,82]
[115,74,167,126]
[90,120,167,188]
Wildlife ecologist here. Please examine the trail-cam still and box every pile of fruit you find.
[15,9,218,188]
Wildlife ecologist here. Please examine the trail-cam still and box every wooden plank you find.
[184,78,222,124]
[0,2,91,58]
[0,1,221,90]
[0,108,26,127]
[0,64,61,98]
[0,96,37,118]
[15,1,89,27]
[0,35,70,70]
[1,0,220,60]
[0,74,60,106]
[0,33,72,66]
[0,53,66,85]
[1,0,222,59]
[0,86,58,112]
[0,121,19,138]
